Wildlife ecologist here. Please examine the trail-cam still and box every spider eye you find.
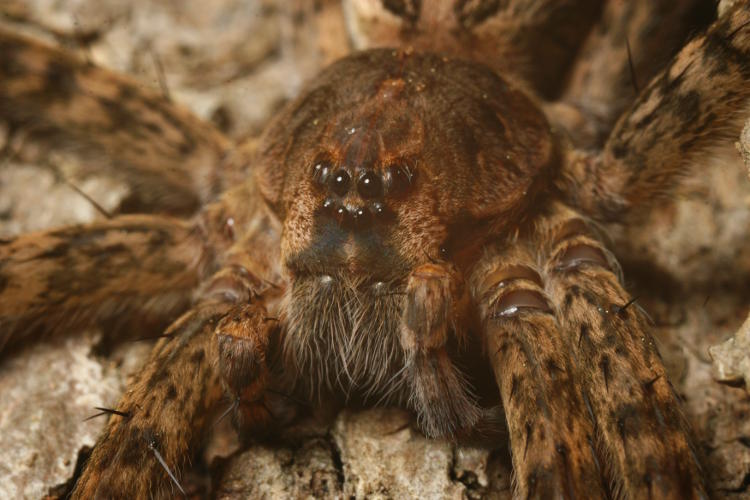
[384,163,413,197]
[357,171,384,199]
[312,159,331,186]
[330,169,351,196]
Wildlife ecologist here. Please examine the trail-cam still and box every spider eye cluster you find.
[311,155,413,230]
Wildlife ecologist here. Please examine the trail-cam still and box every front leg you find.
[72,263,279,498]
[472,245,607,499]
[72,300,229,498]
[399,262,480,437]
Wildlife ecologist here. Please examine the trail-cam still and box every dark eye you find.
[357,171,384,199]
[330,169,351,196]
[384,163,413,197]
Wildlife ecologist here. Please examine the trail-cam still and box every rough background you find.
[0,1,749,498]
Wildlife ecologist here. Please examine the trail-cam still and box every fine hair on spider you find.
[0,1,749,498]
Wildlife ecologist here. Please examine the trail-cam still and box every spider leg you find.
[561,2,750,221]
[542,203,705,498]
[472,202,707,498]
[70,255,282,498]
[472,245,608,499]
[0,28,233,215]
[70,298,229,499]
[554,0,715,147]
[399,262,481,438]
[0,214,208,353]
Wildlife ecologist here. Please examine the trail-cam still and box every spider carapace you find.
[1,1,749,498]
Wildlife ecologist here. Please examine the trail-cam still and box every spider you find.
[1,0,749,498]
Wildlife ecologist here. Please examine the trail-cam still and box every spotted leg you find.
[0,215,209,353]
[561,1,750,221]
[71,258,279,498]
[554,0,714,147]
[0,28,232,215]
[542,203,706,498]
[70,299,229,498]
[471,244,607,499]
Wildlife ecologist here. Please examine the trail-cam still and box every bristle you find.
[83,407,131,422]
[148,439,186,496]
[625,37,640,94]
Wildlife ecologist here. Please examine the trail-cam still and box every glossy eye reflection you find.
[312,160,331,185]
[357,171,384,199]
[331,169,351,196]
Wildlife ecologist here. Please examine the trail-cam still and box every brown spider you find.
[1,0,749,498]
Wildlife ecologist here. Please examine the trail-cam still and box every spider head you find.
[255,48,556,281]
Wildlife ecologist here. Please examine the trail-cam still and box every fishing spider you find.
[1,0,749,498]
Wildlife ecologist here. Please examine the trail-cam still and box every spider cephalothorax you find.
[1,1,749,498]
[264,49,553,416]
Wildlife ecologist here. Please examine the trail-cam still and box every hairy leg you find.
[472,244,607,499]
[0,215,208,352]
[72,257,279,498]
[399,262,480,438]
[555,0,715,147]
[71,299,228,499]
[0,28,232,215]
[541,203,706,498]
[561,2,750,221]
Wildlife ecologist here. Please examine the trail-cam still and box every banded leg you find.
[542,204,706,498]
[472,245,607,499]
[399,262,480,437]
[0,28,232,215]
[556,0,714,147]
[0,215,208,353]
[562,2,750,220]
